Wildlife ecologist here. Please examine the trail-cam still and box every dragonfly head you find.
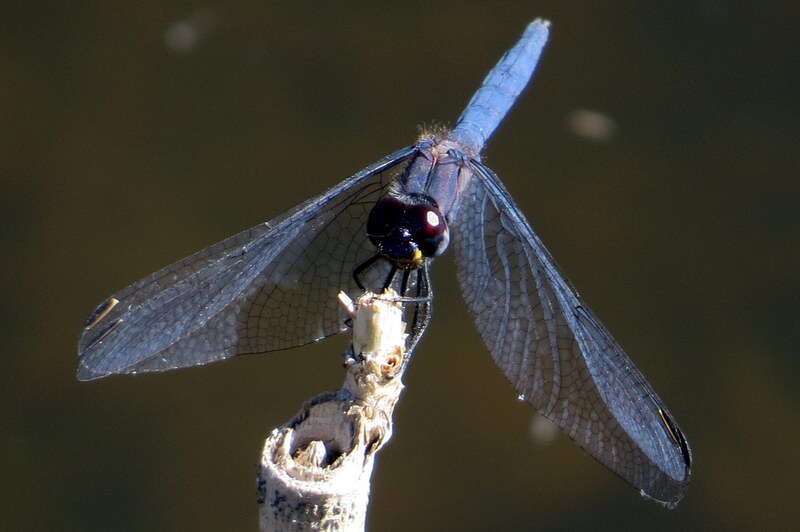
[367,194,450,269]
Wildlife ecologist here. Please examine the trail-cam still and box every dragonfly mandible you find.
[78,19,691,507]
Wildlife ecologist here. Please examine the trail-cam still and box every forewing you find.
[451,160,691,506]
[78,146,417,380]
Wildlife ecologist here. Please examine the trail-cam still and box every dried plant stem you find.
[257,291,408,532]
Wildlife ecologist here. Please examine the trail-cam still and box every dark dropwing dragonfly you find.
[78,20,691,506]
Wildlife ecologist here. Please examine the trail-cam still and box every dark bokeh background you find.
[3,2,798,531]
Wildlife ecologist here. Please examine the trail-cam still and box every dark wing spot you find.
[84,297,119,329]
[658,408,692,469]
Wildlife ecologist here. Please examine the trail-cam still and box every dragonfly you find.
[78,20,691,507]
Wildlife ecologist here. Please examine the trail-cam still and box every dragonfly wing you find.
[78,146,417,380]
[451,159,691,506]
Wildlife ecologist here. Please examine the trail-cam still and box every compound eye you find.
[423,209,444,236]
[408,205,449,257]
[404,205,440,235]
[367,197,406,237]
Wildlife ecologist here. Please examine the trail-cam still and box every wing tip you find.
[76,364,104,381]
[638,487,685,510]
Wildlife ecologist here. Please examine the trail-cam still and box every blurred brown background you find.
[2,2,798,531]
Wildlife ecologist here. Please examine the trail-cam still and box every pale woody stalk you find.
[258,290,409,531]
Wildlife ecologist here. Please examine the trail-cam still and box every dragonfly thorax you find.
[367,194,449,269]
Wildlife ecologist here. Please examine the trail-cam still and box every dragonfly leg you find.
[381,264,398,292]
[405,262,433,359]
[417,263,427,297]
[399,270,411,296]
[353,253,382,290]
[394,265,432,303]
